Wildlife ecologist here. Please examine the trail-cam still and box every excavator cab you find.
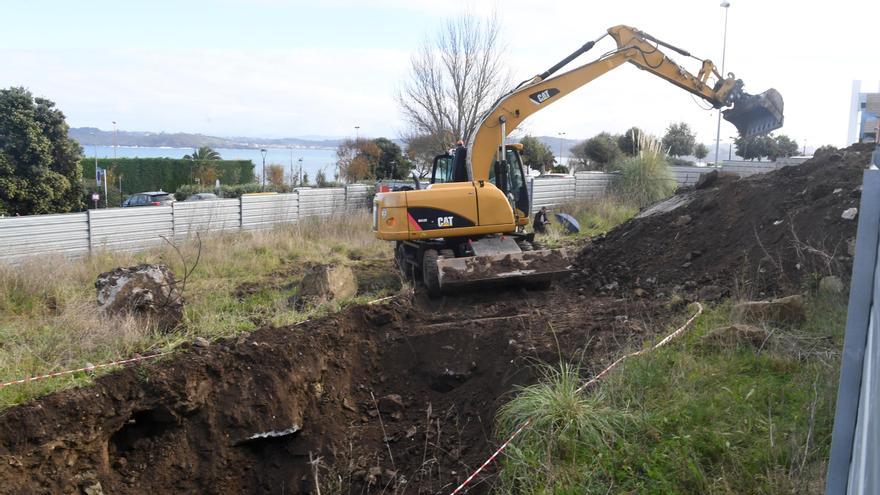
[432,144,530,223]
[487,145,530,223]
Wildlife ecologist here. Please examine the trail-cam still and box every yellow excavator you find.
[374,25,784,295]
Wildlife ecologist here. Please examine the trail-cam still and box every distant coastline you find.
[69,127,345,150]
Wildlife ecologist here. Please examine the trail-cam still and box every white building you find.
[848,81,880,144]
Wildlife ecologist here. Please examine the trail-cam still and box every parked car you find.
[122,191,175,207]
[184,193,219,202]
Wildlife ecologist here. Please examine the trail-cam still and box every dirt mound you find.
[0,288,666,494]
[573,144,873,299]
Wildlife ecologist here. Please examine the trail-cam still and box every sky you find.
[3,0,879,151]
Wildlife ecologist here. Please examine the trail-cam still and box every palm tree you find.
[183,146,221,160]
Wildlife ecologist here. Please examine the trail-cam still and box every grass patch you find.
[0,211,395,408]
[537,197,639,247]
[496,295,846,494]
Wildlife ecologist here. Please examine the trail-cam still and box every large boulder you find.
[731,294,806,326]
[96,264,184,331]
[291,263,357,310]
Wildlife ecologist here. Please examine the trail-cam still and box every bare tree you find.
[398,14,509,154]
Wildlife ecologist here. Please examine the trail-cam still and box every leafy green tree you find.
[770,135,798,160]
[183,146,221,160]
[661,122,696,157]
[373,137,413,179]
[301,172,310,186]
[734,134,775,161]
[0,87,83,215]
[694,143,709,161]
[571,132,620,171]
[520,135,556,173]
[617,127,643,156]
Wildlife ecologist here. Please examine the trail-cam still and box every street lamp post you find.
[557,132,566,173]
[354,126,360,141]
[728,136,736,161]
[260,148,268,189]
[713,1,731,166]
[298,158,303,186]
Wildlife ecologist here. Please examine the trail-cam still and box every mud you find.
[440,249,571,284]
[573,144,873,299]
[0,287,664,494]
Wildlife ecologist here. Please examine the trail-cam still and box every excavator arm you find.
[467,24,784,180]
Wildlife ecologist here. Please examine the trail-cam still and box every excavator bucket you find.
[723,88,785,138]
[436,249,571,292]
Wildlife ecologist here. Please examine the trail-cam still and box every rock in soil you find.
[95,264,184,331]
[731,295,806,326]
[702,323,770,348]
[290,263,357,310]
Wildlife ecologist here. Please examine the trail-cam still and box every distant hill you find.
[69,127,344,149]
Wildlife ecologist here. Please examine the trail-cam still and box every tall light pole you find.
[260,148,268,189]
[354,126,360,140]
[112,121,117,161]
[557,132,566,173]
[298,158,303,186]
[713,1,731,165]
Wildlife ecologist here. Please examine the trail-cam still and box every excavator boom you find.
[467,24,784,180]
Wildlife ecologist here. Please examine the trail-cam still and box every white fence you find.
[0,186,374,263]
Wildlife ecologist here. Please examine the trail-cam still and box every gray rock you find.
[697,285,727,301]
[818,276,845,295]
[673,214,692,227]
[841,208,858,220]
[95,264,184,331]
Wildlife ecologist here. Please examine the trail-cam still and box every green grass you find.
[537,197,639,247]
[496,295,846,494]
[0,211,396,408]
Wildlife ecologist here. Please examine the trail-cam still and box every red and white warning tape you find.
[0,352,170,389]
[449,302,704,495]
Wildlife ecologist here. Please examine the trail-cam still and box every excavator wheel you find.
[422,249,441,297]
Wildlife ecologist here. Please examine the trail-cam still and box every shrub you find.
[82,158,254,197]
[175,183,294,200]
[612,133,676,207]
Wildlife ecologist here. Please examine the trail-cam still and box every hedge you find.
[81,158,254,195]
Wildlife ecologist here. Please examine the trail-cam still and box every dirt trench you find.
[0,290,658,494]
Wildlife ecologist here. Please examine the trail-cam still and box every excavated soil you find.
[573,144,873,300]
[0,289,666,494]
[0,144,873,494]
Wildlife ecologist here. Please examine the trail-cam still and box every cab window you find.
[432,154,455,183]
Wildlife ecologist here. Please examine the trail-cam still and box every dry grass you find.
[0,211,393,408]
